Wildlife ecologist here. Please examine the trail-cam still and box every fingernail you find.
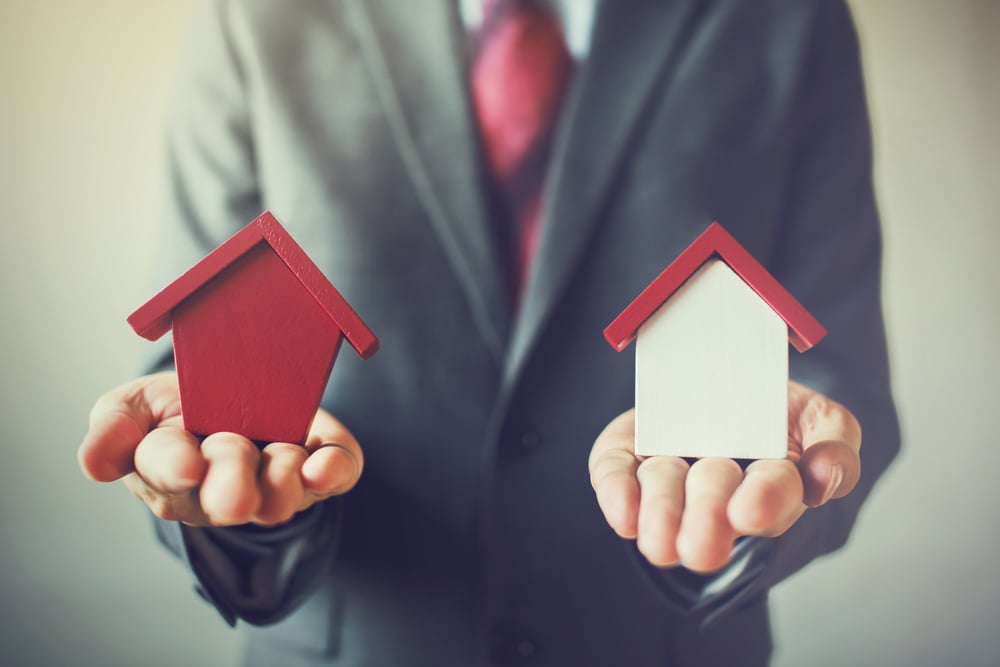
[820,464,843,505]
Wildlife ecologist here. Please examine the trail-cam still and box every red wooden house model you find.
[128,211,378,444]
[604,222,825,459]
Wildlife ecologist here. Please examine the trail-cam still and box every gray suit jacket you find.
[152,1,899,665]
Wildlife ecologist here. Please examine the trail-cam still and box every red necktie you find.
[470,0,572,300]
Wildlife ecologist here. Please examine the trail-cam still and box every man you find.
[78,1,899,665]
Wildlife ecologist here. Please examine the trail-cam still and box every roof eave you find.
[603,222,826,353]
[255,213,379,359]
[127,212,379,358]
[127,221,266,341]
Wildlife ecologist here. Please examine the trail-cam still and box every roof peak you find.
[604,222,826,353]
[128,211,378,359]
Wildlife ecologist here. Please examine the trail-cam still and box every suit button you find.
[515,639,537,657]
[489,622,541,662]
[499,428,542,457]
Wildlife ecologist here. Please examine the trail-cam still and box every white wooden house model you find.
[604,222,826,459]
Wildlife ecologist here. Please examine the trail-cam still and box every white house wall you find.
[635,258,788,459]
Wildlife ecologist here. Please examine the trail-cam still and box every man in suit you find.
[78,1,898,665]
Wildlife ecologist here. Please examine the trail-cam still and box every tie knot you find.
[474,0,563,59]
[471,0,570,179]
[481,0,545,22]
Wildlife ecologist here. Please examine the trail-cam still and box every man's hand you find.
[78,372,363,527]
[589,380,861,573]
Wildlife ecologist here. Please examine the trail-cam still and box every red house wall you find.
[172,241,343,444]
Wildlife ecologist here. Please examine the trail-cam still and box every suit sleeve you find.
[643,0,900,626]
[147,0,341,626]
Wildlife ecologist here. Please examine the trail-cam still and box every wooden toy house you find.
[128,211,377,444]
[604,222,825,459]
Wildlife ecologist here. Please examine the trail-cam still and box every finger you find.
[635,456,689,567]
[676,458,743,573]
[78,372,181,482]
[304,409,362,457]
[134,425,206,494]
[790,383,862,506]
[728,459,805,537]
[799,441,858,507]
[302,444,362,497]
[122,472,162,515]
[589,409,640,538]
[122,472,208,526]
[301,410,363,496]
[254,442,309,525]
[199,432,262,525]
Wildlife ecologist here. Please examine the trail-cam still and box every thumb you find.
[78,372,181,482]
[790,382,862,507]
[798,440,859,507]
[301,409,363,496]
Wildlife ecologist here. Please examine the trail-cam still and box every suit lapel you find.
[504,0,705,384]
[346,0,510,364]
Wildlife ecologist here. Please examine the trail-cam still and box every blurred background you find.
[0,1,997,665]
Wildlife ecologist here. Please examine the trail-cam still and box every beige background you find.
[1,2,997,665]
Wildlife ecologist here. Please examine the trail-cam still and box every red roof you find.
[604,222,826,353]
[128,211,378,359]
